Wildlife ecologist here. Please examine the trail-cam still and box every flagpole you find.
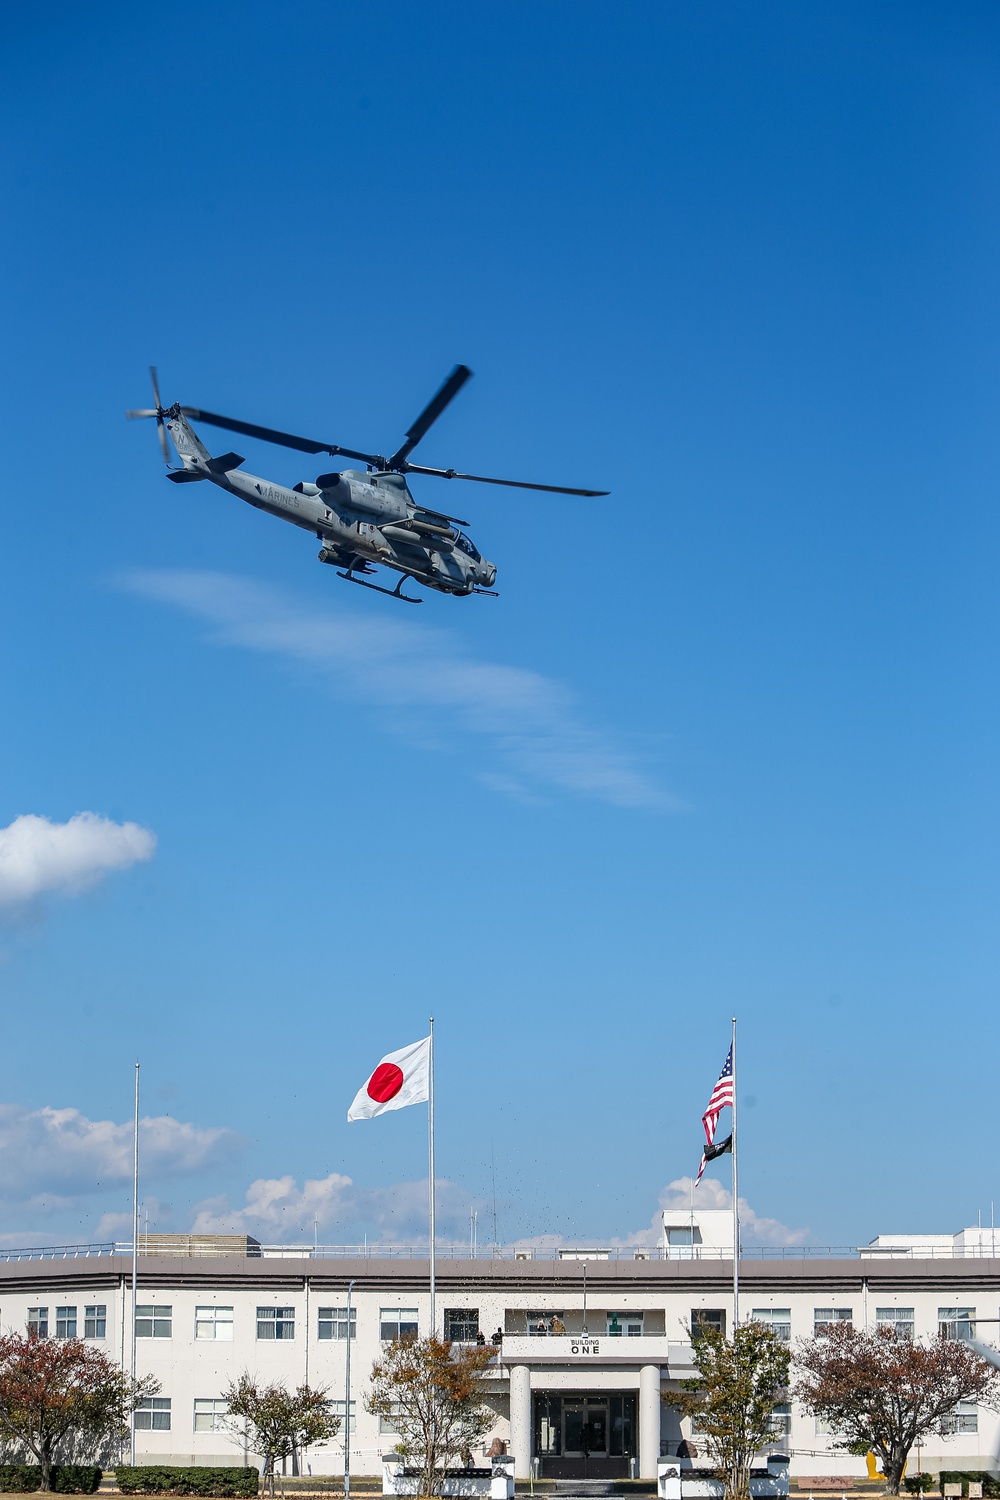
[344,1279,355,1500]
[130,1061,139,1466]
[731,1017,739,1333]
[428,1017,436,1336]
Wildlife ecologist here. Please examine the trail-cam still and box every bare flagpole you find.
[731,1018,739,1332]
[428,1017,436,1335]
[130,1061,140,1465]
[344,1279,355,1500]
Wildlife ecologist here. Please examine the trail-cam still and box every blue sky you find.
[1,0,998,1251]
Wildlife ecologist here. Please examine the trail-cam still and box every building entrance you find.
[533,1394,635,1479]
[564,1399,607,1457]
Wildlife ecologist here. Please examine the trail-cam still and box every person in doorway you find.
[491,1327,503,1345]
[550,1315,565,1334]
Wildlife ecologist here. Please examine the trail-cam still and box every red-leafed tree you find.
[0,1331,157,1490]
[794,1324,1000,1495]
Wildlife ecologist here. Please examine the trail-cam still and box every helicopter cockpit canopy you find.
[454,531,481,562]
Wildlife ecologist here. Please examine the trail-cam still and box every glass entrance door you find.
[563,1400,609,1457]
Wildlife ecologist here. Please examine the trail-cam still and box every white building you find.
[3,1213,1000,1485]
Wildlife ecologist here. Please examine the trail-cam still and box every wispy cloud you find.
[121,570,670,807]
[0,813,155,913]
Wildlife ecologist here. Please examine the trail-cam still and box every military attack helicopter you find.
[128,366,608,603]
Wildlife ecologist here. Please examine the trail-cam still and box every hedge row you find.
[938,1474,1000,1498]
[0,1465,101,1493]
[115,1466,260,1497]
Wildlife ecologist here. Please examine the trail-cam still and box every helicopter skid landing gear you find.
[336,569,423,604]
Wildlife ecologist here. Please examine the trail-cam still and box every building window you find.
[318,1307,356,1341]
[28,1308,48,1337]
[257,1306,295,1340]
[195,1306,234,1341]
[769,1402,792,1438]
[667,1227,702,1245]
[332,1400,357,1435]
[815,1415,837,1437]
[942,1401,978,1434]
[939,1307,976,1341]
[607,1312,644,1337]
[135,1305,172,1339]
[379,1404,403,1434]
[194,1399,228,1433]
[55,1307,77,1339]
[814,1308,852,1335]
[876,1307,914,1339]
[135,1398,171,1431]
[691,1309,726,1339]
[752,1308,791,1342]
[380,1308,418,1341]
[84,1305,106,1340]
[444,1309,479,1343]
[526,1312,565,1336]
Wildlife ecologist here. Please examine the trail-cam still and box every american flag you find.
[695,1044,734,1183]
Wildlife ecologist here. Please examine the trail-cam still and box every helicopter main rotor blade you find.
[388,364,473,468]
[126,409,158,419]
[156,415,171,467]
[149,365,163,411]
[181,408,380,465]
[404,463,608,497]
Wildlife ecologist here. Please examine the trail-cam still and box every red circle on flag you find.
[367,1062,405,1102]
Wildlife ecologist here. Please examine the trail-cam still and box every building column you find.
[639,1364,661,1480]
[508,1364,531,1479]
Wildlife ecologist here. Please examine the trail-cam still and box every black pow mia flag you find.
[702,1133,733,1162]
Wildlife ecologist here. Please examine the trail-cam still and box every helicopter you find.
[128,365,608,603]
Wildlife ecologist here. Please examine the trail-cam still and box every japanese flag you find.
[348,1036,431,1122]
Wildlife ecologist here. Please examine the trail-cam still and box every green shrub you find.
[904,1478,935,1495]
[0,1464,101,1493]
[115,1465,259,1497]
[938,1473,1000,1498]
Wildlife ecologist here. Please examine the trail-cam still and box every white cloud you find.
[122,570,670,808]
[511,1177,809,1253]
[192,1167,807,1252]
[191,1170,473,1244]
[652,1175,810,1247]
[0,812,156,911]
[0,1103,241,1201]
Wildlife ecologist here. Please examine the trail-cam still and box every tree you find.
[365,1336,496,1498]
[794,1324,1000,1495]
[668,1321,791,1500]
[221,1375,339,1495]
[0,1331,156,1491]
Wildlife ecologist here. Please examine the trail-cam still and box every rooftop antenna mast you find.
[491,1143,498,1256]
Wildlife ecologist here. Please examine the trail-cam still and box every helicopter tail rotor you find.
[126,366,174,467]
